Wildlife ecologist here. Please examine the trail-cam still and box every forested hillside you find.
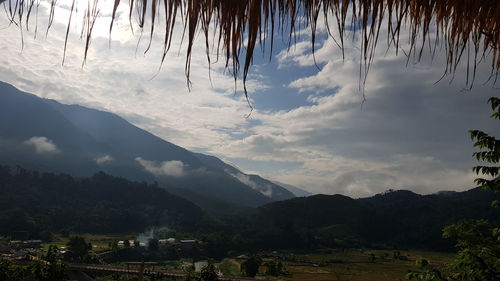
[247,189,500,251]
[0,166,204,237]
[2,165,499,254]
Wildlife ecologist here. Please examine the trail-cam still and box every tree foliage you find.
[148,238,160,252]
[0,168,204,236]
[264,260,285,276]
[0,259,29,281]
[0,247,68,281]
[67,236,92,261]
[200,261,220,281]
[442,220,500,281]
[240,255,261,277]
[470,97,500,194]
[180,261,219,281]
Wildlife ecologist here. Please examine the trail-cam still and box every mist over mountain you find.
[0,81,294,207]
[193,153,296,201]
[272,181,312,197]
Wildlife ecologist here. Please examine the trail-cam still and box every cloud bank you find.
[209,19,500,197]
[1,7,499,197]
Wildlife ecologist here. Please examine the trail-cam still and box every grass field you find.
[42,235,454,281]
[43,234,137,252]
[268,249,454,281]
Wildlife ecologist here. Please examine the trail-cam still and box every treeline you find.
[0,166,204,238]
[2,165,500,255]
[192,191,500,257]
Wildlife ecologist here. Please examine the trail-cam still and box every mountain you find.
[164,186,254,216]
[193,153,295,201]
[0,83,109,176]
[258,194,373,231]
[250,188,500,250]
[358,188,500,249]
[272,181,312,197]
[0,81,294,207]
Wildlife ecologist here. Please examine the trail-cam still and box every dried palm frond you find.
[2,0,500,95]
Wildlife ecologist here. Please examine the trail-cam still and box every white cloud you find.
[2,7,499,198]
[0,2,261,150]
[210,19,499,196]
[230,172,273,198]
[95,155,113,164]
[135,157,186,177]
[270,154,476,198]
[24,137,60,154]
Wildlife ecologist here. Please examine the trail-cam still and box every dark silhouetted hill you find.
[0,166,204,236]
[249,188,500,250]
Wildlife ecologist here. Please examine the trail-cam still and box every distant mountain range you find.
[0,81,295,208]
[253,188,500,250]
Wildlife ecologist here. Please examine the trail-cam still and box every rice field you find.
[42,235,454,281]
[267,249,454,281]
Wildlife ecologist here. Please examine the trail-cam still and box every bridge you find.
[69,263,266,281]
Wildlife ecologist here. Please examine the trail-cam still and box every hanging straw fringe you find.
[2,0,500,95]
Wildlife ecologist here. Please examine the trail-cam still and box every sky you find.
[0,0,499,197]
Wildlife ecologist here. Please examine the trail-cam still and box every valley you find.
[0,82,499,281]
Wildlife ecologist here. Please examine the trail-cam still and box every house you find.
[159,238,176,245]
[11,250,29,260]
[9,239,42,249]
[60,250,76,261]
[180,240,197,250]
[194,261,208,272]
[25,240,42,249]
[0,245,11,254]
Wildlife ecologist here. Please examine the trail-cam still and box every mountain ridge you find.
[253,187,500,250]
[0,81,295,207]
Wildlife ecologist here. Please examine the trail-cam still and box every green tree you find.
[368,253,376,263]
[66,236,91,260]
[407,259,445,281]
[29,259,68,281]
[182,264,199,281]
[200,261,219,281]
[264,260,285,276]
[442,220,500,281]
[148,238,159,252]
[45,245,60,263]
[470,97,500,195]
[0,259,17,281]
[240,255,261,277]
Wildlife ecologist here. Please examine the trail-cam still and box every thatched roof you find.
[2,0,500,94]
